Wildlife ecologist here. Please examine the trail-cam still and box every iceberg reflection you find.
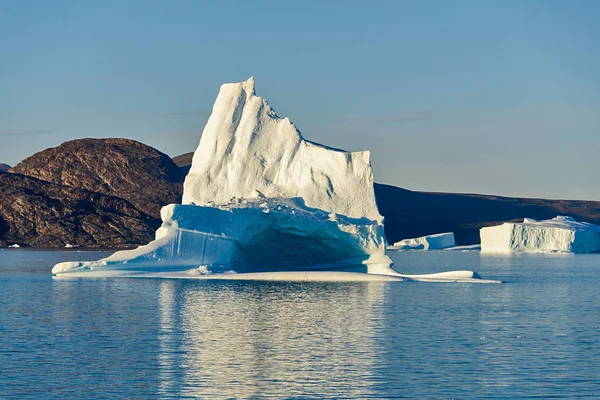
[157,280,388,398]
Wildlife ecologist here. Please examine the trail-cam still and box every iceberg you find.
[53,78,493,283]
[480,216,600,253]
[387,232,456,251]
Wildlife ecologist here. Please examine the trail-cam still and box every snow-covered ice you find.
[387,232,456,251]
[53,198,390,275]
[182,77,381,223]
[52,78,492,283]
[480,216,600,253]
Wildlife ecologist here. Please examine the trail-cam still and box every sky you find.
[1,0,599,200]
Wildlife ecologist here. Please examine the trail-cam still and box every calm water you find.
[1,249,599,399]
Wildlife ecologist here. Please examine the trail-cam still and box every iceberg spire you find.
[183,78,383,223]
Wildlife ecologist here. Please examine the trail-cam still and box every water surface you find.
[1,249,599,398]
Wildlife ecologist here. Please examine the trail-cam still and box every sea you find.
[1,249,599,399]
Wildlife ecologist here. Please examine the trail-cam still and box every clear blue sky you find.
[1,0,598,200]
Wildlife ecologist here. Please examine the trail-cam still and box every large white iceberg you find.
[480,216,600,253]
[53,78,491,283]
[388,232,456,251]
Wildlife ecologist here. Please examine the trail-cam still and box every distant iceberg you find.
[388,232,455,251]
[480,216,600,253]
[53,78,491,283]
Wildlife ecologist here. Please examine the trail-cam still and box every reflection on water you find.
[158,280,386,398]
[1,250,600,398]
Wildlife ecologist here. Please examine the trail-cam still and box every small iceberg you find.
[387,232,456,251]
[480,216,600,253]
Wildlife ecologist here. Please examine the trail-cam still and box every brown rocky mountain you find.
[0,172,155,247]
[11,138,184,218]
[172,152,194,167]
[172,152,194,175]
[171,152,600,245]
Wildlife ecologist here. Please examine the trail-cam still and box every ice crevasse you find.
[53,78,490,282]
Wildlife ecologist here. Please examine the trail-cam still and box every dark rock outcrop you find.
[0,163,11,172]
[0,172,156,247]
[172,152,193,176]
[374,183,600,245]
[11,138,184,218]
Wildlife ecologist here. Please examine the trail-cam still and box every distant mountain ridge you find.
[373,183,600,245]
[172,152,193,175]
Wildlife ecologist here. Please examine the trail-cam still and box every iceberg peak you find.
[241,76,256,94]
[183,78,383,223]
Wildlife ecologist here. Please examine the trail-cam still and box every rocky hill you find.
[0,163,11,172]
[11,138,184,218]
[0,172,155,247]
[172,152,193,175]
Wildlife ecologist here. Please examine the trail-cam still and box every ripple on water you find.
[1,250,599,398]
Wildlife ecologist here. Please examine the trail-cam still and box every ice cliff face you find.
[183,78,382,223]
[53,78,392,276]
[480,216,600,253]
[388,232,456,250]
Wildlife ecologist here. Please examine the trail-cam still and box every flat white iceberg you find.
[53,78,492,283]
[480,216,600,253]
[387,232,456,251]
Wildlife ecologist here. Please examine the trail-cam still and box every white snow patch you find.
[480,216,600,253]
